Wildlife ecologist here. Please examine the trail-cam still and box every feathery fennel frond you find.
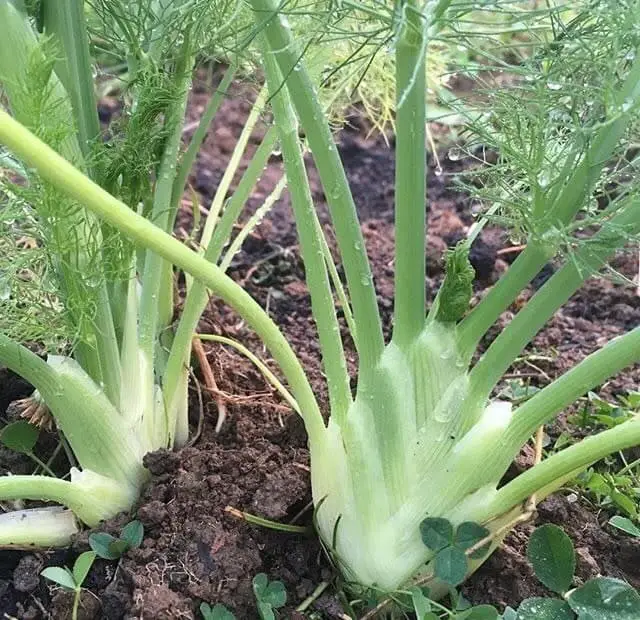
[450,0,640,262]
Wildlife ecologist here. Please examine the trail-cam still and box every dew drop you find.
[537,170,551,188]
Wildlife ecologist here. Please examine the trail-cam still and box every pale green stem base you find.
[0,507,79,549]
[0,469,136,527]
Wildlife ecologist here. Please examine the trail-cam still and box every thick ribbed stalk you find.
[484,414,640,521]
[264,49,352,420]
[92,284,123,409]
[0,508,78,548]
[318,220,358,348]
[215,147,357,347]
[0,336,144,486]
[507,326,640,450]
[0,109,326,447]
[467,201,640,407]
[250,0,384,375]
[456,243,551,358]
[393,0,427,348]
[0,471,135,527]
[42,0,100,162]
[473,326,640,494]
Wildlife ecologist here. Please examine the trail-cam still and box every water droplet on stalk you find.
[537,171,551,189]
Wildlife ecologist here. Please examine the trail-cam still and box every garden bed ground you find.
[1,74,639,619]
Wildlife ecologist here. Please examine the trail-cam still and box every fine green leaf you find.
[567,577,640,619]
[527,525,575,594]
[420,517,454,552]
[456,604,499,619]
[455,522,491,559]
[435,242,475,322]
[434,546,468,587]
[41,566,77,591]
[0,420,39,453]
[120,520,144,548]
[109,539,129,557]
[89,532,125,560]
[200,602,236,620]
[621,391,640,409]
[608,516,640,538]
[252,572,268,592]
[515,597,574,620]
[72,551,96,587]
[410,586,431,618]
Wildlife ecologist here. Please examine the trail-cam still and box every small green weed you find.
[41,551,96,620]
[200,573,287,619]
[88,519,144,560]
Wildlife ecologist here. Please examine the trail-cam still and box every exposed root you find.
[14,395,54,431]
[192,337,228,433]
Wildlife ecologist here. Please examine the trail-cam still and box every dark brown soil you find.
[1,74,639,619]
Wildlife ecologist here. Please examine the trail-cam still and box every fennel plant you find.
[0,0,638,606]
[245,0,640,595]
[0,0,264,545]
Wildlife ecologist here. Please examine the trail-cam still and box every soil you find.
[1,72,639,619]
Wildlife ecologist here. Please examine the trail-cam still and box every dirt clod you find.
[13,555,42,593]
